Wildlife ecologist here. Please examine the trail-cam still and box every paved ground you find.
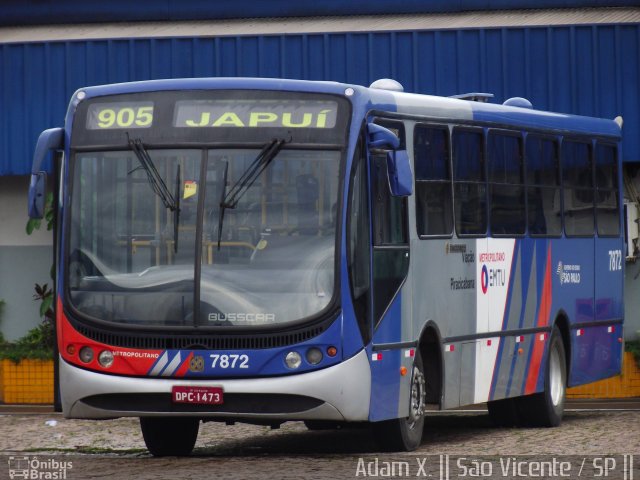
[0,407,638,479]
[1,410,639,456]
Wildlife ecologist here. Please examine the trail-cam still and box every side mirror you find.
[28,128,63,219]
[367,123,412,197]
[386,150,413,197]
[28,171,47,219]
[367,123,400,150]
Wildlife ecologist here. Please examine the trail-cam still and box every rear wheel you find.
[517,326,566,427]
[140,417,200,456]
[373,352,426,451]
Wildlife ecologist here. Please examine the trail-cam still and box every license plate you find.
[172,386,223,405]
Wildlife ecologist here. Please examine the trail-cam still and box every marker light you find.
[66,345,76,355]
[306,348,323,365]
[79,347,94,363]
[285,351,302,369]
[98,350,114,368]
[400,366,408,376]
[327,346,338,357]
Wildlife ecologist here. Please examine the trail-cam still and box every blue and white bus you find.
[28,77,624,455]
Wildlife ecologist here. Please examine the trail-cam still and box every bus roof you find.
[383,89,621,139]
[73,77,622,140]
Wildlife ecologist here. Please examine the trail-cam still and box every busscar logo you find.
[208,312,276,324]
[8,456,73,479]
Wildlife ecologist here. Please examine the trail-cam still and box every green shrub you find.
[0,295,54,364]
[0,323,54,363]
[626,340,640,369]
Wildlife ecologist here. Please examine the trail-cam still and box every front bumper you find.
[61,349,371,422]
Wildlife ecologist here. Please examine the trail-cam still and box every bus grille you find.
[74,323,328,350]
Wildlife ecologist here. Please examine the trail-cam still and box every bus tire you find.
[140,417,200,456]
[517,326,566,427]
[373,352,426,452]
[487,398,520,427]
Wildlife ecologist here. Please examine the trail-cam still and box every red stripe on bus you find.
[174,352,194,377]
[525,246,552,395]
[56,297,163,376]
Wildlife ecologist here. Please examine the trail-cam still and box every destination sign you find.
[173,99,338,129]
[73,91,349,148]
[86,102,154,130]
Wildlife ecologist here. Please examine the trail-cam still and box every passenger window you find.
[595,143,620,236]
[414,125,453,236]
[488,132,525,235]
[562,140,594,236]
[526,136,562,236]
[453,129,486,236]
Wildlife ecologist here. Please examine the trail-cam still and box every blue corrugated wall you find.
[1,24,639,174]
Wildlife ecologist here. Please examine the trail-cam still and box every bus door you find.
[365,120,412,421]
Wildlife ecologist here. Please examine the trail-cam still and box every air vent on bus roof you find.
[503,97,533,109]
[369,78,404,92]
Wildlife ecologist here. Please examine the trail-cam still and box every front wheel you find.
[518,326,566,427]
[140,417,200,456]
[373,352,426,451]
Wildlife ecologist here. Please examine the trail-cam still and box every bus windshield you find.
[68,147,341,328]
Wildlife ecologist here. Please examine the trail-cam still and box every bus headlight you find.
[305,347,323,365]
[98,350,114,368]
[79,347,94,364]
[285,351,302,369]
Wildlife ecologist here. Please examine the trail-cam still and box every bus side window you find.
[414,125,453,237]
[562,140,594,236]
[488,131,525,235]
[452,128,487,236]
[595,143,620,236]
[526,135,562,236]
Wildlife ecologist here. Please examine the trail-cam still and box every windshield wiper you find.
[127,135,181,252]
[217,138,287,249]
[128,136,179,212]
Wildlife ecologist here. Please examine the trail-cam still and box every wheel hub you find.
[408,365,426,428]
[549,345,564,407]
